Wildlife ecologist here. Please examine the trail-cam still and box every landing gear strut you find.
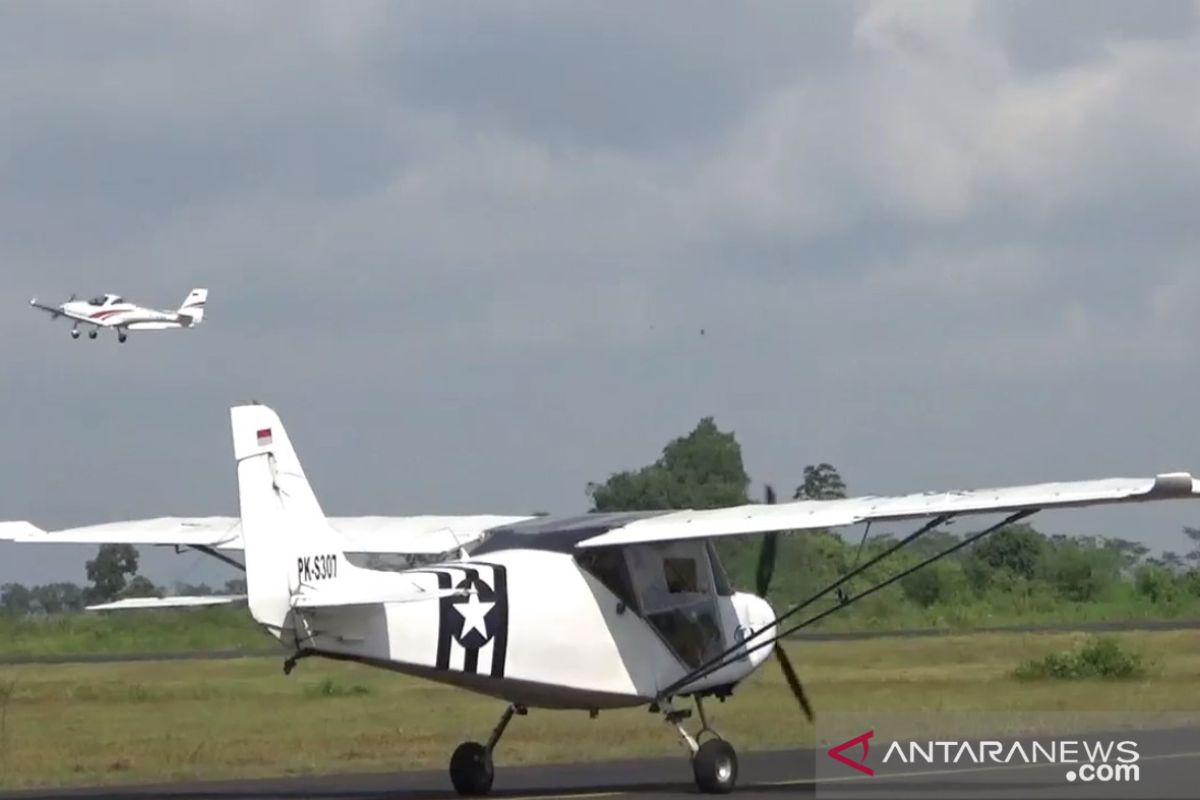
[663,696,738,794]
[449,703,526,796]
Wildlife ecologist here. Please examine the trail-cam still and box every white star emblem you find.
[453,591,495,641]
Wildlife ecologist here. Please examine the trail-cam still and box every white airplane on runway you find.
[5,404,1200,795]
[29,288,208,342]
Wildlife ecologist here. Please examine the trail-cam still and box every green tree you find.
[793,463,847,500]
[969,524,1045,582]
[1134,564,1179,604]
[587,417,750,511]
[1183,527,1200,566]
[122,576,159,598]
[900,559,968,608]
[1038,539,1120,602]
[1,583,32,615]
[85,544,139,603]
[30,582,84,614]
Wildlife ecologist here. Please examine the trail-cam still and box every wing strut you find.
[175,543,246,572]
[660,508,1037,701]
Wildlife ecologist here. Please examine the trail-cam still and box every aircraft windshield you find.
[111,296,124,304]
[88,297,106,306]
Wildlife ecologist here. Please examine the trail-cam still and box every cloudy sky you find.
[3,1,1199,587]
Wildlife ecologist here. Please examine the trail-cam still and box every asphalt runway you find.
[4,618,1198,666]
[3,727,1197,800]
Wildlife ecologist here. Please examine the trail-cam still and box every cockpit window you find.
[88,297,106,306]
[110,296,124,304]
[576,548,639,610]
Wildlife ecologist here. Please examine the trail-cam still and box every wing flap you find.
[576,472,1200,549]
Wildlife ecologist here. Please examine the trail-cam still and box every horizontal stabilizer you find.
[86,595,246,611]
[290,584,468,610]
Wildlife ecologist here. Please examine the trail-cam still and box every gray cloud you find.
[3,1,1200,586]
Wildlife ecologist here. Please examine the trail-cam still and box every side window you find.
[576,548,639,610]
[663,557,699,593]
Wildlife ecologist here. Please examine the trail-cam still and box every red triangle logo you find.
[827,730,875,776]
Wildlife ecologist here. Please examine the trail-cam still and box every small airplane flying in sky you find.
[29,288,208,342]
[5,404,1199,795]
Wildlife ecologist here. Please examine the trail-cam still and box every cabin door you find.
[623,540,725,669]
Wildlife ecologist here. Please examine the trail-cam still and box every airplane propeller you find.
[755,485,815,722]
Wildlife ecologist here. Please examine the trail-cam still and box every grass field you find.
[2,630,1199,790]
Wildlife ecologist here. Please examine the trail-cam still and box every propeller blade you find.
[755,485,779,596]
[775,645,815,722]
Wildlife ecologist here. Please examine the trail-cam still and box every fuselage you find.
[283,545,777,710]
[60,297,186,329]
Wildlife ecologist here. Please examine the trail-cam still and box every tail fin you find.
[230,404,363,637]
[178,288,207,325]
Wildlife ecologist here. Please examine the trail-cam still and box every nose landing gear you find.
[663,696,738,794]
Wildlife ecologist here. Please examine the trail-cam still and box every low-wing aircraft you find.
[29,288,208,342]
[5,404,1199,795]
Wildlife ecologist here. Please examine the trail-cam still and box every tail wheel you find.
[693,738,738,794]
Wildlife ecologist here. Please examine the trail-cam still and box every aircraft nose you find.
[734,591,778,666]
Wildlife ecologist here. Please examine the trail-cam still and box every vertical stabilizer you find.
[230,404,348,637]
[178,288,207,324]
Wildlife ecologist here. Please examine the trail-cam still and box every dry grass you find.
[1,630,1198,790]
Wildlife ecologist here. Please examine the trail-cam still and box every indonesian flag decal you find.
[256,428,273,446]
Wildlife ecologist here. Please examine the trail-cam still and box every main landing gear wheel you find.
[693,739,738,794]
[118,332,127,343]
[448,703,523,796]
[449,741,494,796]
[71,329,79,339]
[87,329,97,339]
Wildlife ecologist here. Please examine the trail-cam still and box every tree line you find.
[1,544,245,616]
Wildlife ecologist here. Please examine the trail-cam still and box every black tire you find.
[449,741,494,796]
[693,738,738,794]
[87,330,97,339]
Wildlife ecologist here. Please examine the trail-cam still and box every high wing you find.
[1,514,534,555]
[0,521,45,539]
[576,472,1200,549]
